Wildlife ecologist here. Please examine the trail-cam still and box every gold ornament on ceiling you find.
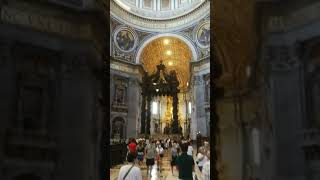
[140,36,192,91]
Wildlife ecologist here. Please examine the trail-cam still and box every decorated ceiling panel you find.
[110,15,210,63]
[114,0,206,20]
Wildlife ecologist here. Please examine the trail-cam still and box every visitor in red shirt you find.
[128,138,137,155]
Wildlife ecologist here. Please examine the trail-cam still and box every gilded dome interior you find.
[140,36,192,91]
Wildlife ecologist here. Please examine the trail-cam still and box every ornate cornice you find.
[113,0,205,20]
[110,0,210,32]
[267,2,320,33]
[264,44,301,71]
[110,58,144,75]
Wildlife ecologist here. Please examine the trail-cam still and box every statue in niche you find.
[112,118,124,139]
[116,88,124,104]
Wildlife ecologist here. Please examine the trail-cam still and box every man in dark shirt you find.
[176,142,194,180]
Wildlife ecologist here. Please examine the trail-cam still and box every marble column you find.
[190,75,206,139]
[171,0,174,10]
[0,40,14,180]
[157,0,161,10]
[153,0,157,10]
[146,95,151,134]
[54,53,96,180]
[127,78,140,138]
[266,44,306,180]
[194,75,207,136]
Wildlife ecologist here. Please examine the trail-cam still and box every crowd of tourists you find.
[117,137,210,180]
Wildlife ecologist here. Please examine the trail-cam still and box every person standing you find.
[136,141,144,166]
[145,139,157,174]
[118,153,142,180]
[202,150,210,180]
[187,141,193,156]
[196,147,208,172]
[128,138,137,155]
[156,142,164,172]
[176,143,194,180]
[170,141,178,175]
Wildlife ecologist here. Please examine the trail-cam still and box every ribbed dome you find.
[113,0,205,20]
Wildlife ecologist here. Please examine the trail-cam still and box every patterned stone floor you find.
[110,149,180,180]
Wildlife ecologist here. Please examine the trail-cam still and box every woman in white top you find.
[202,150,210,180]
[118,153,142,180]
[196,147,208,172]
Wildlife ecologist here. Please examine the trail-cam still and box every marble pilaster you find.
[54,53,97,180]
[265,43,306,180]
[191,75,207,139]
[127,78,141,138]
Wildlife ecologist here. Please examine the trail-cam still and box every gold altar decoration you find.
[161,96,184,128]
[140,36,192,91]
[162,96,173,124]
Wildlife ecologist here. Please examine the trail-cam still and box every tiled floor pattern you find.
[110,149,180,180]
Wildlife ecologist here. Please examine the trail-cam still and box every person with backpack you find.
[176,142,195,180]
[117,152,142,180]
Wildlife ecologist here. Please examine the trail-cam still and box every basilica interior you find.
[0,0,320,180]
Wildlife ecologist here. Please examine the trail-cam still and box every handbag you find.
[123,163,135,180]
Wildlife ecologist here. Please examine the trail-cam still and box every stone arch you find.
[135,33,199,64]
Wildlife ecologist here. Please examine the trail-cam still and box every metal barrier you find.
[110,144,127,167]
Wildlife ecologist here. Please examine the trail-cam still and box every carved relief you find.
[195,20,210,49]
[1,6,90,39]
[114,26,138,52]
[13,46,58,134]
[193,75,203,85]
[203,74,210,103]
[112,76,129,112]
[111,117,125,139]
[265,44,301,71]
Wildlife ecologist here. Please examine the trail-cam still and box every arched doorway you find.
[13,173,42,180]
[111,117,125,139]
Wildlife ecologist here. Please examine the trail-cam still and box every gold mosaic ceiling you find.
[140,37,192,91]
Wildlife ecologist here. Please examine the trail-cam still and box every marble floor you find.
[110,149,181,180]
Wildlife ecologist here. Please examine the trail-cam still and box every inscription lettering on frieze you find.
[1,6,90,39]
